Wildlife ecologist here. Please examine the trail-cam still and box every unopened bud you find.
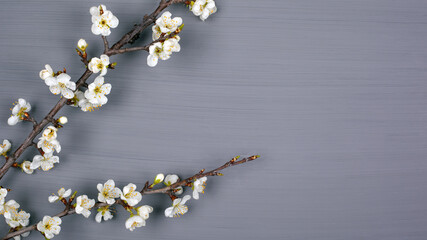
[77,39,88,51]
[58,116,68,125]
[69,191,78,203]
[154,173,164,184]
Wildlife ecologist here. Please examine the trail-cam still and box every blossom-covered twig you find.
[1,155,259,239]
[0,0,253,239]
[0,0,191,181]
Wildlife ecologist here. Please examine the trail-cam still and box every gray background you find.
[1,0,427,239]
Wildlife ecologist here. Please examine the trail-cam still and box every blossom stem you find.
[1,155,259,240]
[102,36,109,54]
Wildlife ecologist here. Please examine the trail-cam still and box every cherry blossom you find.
[36,216,62,239]
[120,183,142,207]
[88,55,110,76]
[191,0,217,21]
[75,195,95,218]
[97,179,121,205]
[164,195,191,218]
[8,98,31,126]
[48,188,72,203]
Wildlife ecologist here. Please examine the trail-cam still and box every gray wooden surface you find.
[1,0,427,239]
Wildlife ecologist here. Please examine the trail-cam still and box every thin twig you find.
[107,30,181,56]
[142,155,260,195]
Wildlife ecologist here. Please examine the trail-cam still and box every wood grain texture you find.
[1,0,427,239]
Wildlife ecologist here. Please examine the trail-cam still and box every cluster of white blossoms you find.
[162,175,207,217]
[0,3,221,238]
[7,98,31,126]
[90,5,119,36]
[45,180,155,232]
[0,187,31,239]
[40,65,76,99]
[148,11,182,67]
[23,126,62,173]
[125,205,153,231]
[190,0,217,21]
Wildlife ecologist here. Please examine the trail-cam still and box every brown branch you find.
[2,155,259,240]
[142,155,260,195]
[0,0,187,182]
[102,36,109,53]
[107,29,181,56]
[109,0,186,52]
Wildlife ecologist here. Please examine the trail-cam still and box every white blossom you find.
[5,210,30,228]
[90,5,119,36]
[1,200,19,219]
[71,91,95,112]
[97,179,121,205]
[147,43,167,67]
[77,39,88,51]
[120,183,142,207]
[30,153,59,171]
[146,36,180,68]
[37,216,61,239]
[164,174,183,195]
[152,11,182,40]
[37,138,61,155]
[95,205,113,223]
[48,188,72,203]
[125,216,145,231]
[191,0,217,21]
[136,205,153,220]
[90,4,108,18]
[8,98,31,126]
[88,55,110,76]
[42,126,58,142]
[39,64,54,80]
[45,73,76,99]
[75,195,95,218]
[0,187,7,203]
[192,176,207,200]
[22,161,33,174]
[164,195,191,218]
[163,36,181,53]
[0,140,11,156]
[84,76,111,106]
[164,174,179,186]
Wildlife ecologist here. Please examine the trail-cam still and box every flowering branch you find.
[2,155,259,240]
[0,0,250,239]
[0,0,192,181]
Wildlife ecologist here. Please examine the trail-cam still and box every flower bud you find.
[58,116,68,125]
[77,39,88,51]
[154,173,164,184]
